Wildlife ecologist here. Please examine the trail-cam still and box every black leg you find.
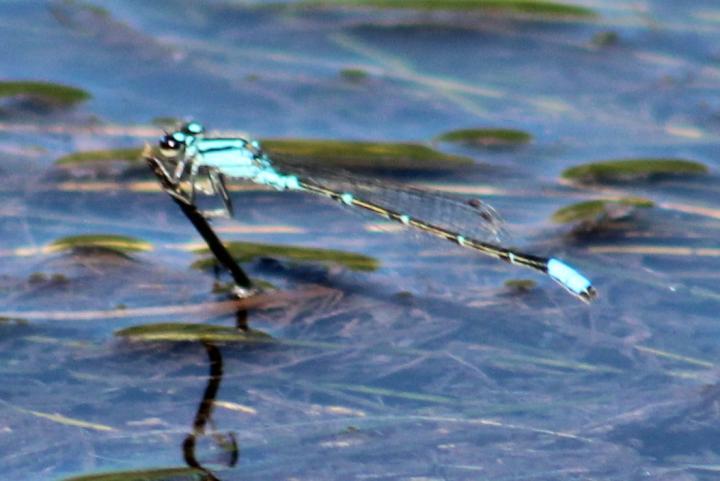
[145,153,253,291]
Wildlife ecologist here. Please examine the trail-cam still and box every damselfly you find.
[154,122,596,302]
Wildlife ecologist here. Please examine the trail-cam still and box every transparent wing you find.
[269,157,507,244]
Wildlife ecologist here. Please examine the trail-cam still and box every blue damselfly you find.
[154,122,596,302]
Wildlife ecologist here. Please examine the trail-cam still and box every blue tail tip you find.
[547,258,597,302]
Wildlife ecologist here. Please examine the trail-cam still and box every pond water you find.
[1,1,719,480]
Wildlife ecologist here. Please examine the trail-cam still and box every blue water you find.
[0,1,719,480]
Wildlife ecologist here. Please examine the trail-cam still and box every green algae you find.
[435,128,532,148]
[115,323,272,343]
[262,138,471,170]
[0,80,90,106]
[192,241,379,272]
[49,234,152,254]
[552,197,654,224]
[562,158,709,183]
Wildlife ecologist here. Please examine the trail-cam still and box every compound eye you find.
[182,121,205,136]
[159,134,182,158]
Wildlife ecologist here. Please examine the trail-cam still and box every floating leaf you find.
[55,147,143,166]
[0,80,90,106]
[300,0,596,18]
[562,158,709,183]
[262,138,472,170]
[49,234,152,254]
[115,322,273,343]
[435,128,532,148]
[60,467,206,481]
[551,197,654,224]
[193,241,379,272]
[340,68,369,82]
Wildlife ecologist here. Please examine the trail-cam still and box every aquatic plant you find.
[263,138,472,170]
[0,80,90,106]
[49,234,152,254]
[562,158,709,183]
[435,128,532,148]
[301,0,596,18]
[552,197,654,224]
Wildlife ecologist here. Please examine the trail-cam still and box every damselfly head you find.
[158,131,186,159]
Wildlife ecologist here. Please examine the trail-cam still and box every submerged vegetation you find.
[263,138,471,170]
[0,80,90,106]
[435,128,532,148]
[192,241,379,272]
[49,234,152,254]
[300,0,596,18]
[562,158,709,183]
